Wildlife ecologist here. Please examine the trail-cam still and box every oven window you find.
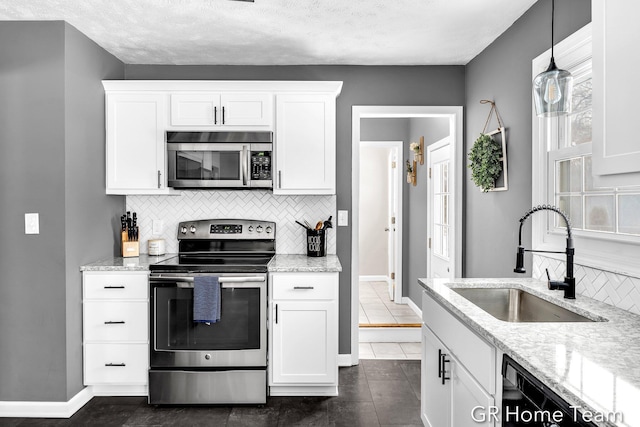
[176,151,240,180]
[155,287,260,351]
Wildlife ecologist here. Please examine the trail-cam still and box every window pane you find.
[619,194,640,235]
[570,109,592,145]
[442,162,449,193]
[584,156,613,192]
[442,226,449,259]
[585,195,615,232]
[572,78,592,112]
[443,195,449,226]
[434,194,442,224]
[556,158,583,193]
[557,195,583,230]
[434,225,442,256]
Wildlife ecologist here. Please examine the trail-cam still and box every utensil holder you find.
[306,229,326,257]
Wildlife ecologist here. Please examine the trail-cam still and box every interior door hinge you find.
[391,161,396,169]
[391,216,396,225]
[429,168,432,178]
[391,272,395,280]
[428,237,431,249]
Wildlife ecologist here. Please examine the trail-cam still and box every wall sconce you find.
[410,136,424,165]
[406,160,417,186]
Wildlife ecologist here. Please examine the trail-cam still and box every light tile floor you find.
[359,281,422,325]
[359,341,421,360]
[359,281,421,360]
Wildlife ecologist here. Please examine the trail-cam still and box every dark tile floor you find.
[1,360,421,427]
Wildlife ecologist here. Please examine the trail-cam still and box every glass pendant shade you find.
[533,60,573,117]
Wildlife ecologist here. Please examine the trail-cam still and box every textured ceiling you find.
[0,0,538,65]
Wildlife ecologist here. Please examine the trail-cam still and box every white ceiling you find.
[0,0,538,65]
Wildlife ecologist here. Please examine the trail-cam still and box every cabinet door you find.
[592,0,640,186]
[421,325,451,427]
[274,94,336,195]
[451,355,495,427]
[221,93,272,126]
[271,300,337,384]
[106,93,167,194]
[170,93,221,126]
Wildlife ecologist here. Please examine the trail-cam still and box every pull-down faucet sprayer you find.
[514,205,576,299]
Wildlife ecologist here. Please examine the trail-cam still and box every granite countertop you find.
[81,254,341,273]
[80,254,177,271]
[418,278,640,427]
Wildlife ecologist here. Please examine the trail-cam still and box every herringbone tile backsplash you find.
[533,254,640,315]
[126,191,336,255]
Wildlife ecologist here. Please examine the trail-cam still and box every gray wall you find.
[0,21,124,402]
[464,0,591,278]
[126,65,466,354]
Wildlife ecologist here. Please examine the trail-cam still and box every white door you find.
[387,149,400,301]
[428,138,454,279]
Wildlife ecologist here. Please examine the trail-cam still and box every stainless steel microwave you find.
[166,131,273,189]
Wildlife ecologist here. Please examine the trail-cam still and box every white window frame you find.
[532,23,640,278]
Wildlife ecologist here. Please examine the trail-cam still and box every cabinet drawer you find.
[83,272,148,300]
[272,273,337,300]
[422,291,495,393]
[84,343,148,385]
[84,301,148,342]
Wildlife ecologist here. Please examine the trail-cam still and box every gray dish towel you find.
[193,276,221,323]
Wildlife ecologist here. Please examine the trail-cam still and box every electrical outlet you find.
[25,213,39,234]
[152,220,164,235]
[337,210,349,227]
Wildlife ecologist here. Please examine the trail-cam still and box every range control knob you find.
[190,225,196,234]
[248,226,254,232]
[266,226,273,234]
[180,226,187,234]
[204,354,211,360]
[256,225,263,233]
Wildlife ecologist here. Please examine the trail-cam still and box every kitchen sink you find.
[451,288,595,322]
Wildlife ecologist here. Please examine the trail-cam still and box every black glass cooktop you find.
[150,254,273,273]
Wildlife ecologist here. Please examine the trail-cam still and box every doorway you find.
[351,106,463,364]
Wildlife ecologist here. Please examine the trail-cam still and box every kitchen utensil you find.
[315,221,323,230]
[323,215,333,229]
[303,220,313,229]
[295,220,309,230]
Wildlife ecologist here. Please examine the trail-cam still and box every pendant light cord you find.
[550,0,555,61]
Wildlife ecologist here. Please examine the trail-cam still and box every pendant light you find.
[533,0,573,117]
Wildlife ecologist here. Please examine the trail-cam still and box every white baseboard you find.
[338,354,353,367]
[359,327,421,343]
[0,386,93,418]
[403,296,422,318]
[359,275,389,283]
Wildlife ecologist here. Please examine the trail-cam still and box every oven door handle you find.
[151,276,265,287]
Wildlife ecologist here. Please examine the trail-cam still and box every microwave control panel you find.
[251,151,272,180]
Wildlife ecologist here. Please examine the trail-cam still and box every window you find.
[532,23,640,277]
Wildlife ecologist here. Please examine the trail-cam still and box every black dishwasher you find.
[502,355,597,427]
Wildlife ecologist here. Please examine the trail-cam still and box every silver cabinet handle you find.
[104,285,125,289]
[104,321,125,325]
[278,170,282,189]
[293,286,314,290]
[105,363,126,367]
[157,170,162,189]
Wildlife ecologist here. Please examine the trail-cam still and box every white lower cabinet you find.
[269,272,339,396]
[421,291,496,427]
[83,271,149,395]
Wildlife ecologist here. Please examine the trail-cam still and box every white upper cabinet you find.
[274,94,337,195]
[592,0,640,187]
[105,93,171,195]
[170,92,273,128]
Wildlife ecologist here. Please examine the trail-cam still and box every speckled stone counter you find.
[80,254,177,271]
[267,254,342,272]
[419,278,640,427]
[81,254,341,273]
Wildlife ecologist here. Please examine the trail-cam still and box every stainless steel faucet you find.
[514,205,576,299]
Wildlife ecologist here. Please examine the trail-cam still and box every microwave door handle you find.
[242,145,249,186]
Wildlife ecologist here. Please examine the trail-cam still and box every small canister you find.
[148,239,166,256]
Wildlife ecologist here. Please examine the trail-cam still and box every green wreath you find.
[468,133,502,192]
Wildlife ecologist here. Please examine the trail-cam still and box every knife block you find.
[121,230,139,258]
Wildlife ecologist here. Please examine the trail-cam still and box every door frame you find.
[426,137,455,280]
[359,140,403,304]
[351,106,463,365]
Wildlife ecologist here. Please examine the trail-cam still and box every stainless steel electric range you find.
[148,219,275,405]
